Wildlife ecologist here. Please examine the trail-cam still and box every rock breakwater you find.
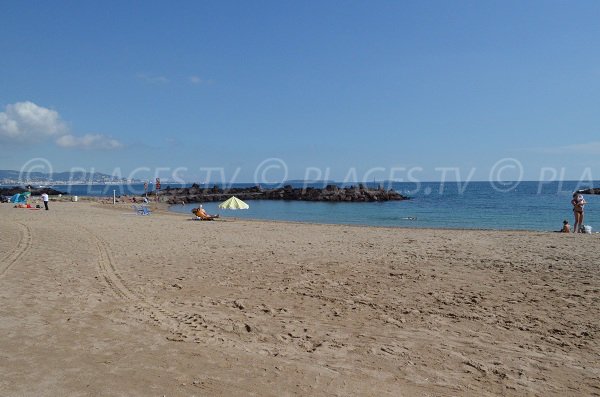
[577,188,600,195]
[154,184,408,204]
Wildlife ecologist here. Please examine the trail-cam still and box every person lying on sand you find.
[191,205,219,220]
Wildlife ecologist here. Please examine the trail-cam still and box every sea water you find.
[166,181,599,232]
[34,181,599,231]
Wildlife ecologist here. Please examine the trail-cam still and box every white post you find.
[113,190,116,205]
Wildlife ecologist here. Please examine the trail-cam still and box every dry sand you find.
[1,200,599,396]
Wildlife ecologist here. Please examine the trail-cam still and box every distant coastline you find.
[0,181,139,186]
[0,169,142,186]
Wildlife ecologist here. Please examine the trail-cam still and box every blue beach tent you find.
[9,192,31,203]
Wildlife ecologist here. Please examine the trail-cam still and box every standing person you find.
[41,192,49,210]
[571,192,586,233]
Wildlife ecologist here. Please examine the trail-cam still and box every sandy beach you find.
[1,200,599,396]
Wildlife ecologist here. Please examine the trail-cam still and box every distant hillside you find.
[0,169,137,184]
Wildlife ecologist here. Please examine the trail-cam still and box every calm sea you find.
[43,181,599,231]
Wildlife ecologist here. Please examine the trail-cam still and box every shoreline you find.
[166,203,577,234]
[43,194,598,233]
[9,192,594,233]
[98,198,555,234]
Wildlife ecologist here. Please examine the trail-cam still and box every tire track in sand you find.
[84,227,309,355]
[83,226,234,345]
[0,222,33,277]
[85,227,138,301]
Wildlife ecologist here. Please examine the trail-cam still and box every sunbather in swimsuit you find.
[571,193,586,233]
[192,206,219,220]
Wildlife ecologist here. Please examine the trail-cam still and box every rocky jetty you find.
[577,188,600,195]
[0,186,67,196]
[154,184,408,204]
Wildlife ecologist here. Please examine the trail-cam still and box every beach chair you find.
[132,205,151,215]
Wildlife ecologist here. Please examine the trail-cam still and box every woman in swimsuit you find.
[571,193,586,233]
[192,205,219,220]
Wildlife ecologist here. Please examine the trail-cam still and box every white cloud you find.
[189,76,214,85]
[531,141,600,155]
[0,101,123,150]
[137,73,169,84]
[56,134,124,150]
[0,101,67,143]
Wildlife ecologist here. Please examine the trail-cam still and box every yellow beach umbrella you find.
[218,196,249,210]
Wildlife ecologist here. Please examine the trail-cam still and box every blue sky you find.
[1,1,599,183]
